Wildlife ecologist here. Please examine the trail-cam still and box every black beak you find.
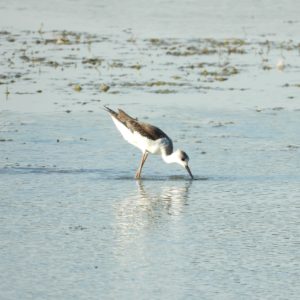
[185,165,194,180]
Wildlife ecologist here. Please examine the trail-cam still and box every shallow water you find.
[1,107,300,299]
[1,0,300,299]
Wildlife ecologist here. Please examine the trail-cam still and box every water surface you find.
[1,0,300,299]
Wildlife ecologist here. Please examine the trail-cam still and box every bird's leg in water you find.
[135,152,148,179]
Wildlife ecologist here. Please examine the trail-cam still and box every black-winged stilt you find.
[104,106,193,180]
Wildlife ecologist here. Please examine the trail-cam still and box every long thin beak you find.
[185,165,194,179]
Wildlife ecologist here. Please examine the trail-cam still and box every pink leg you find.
[135,152,148,179]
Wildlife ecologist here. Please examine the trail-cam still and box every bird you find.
[104,106,193,180]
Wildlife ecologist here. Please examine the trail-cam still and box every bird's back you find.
[105,106,173,155]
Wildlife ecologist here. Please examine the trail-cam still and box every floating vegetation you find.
[46,61,60,67]
[262,64,272,70]
[82,57,103,65]
[5,86,10,97]
[146,81,185,87]
[130,64,142,70]
[200,66,238,81]
[147,38,171,46]
[222,66,239,76]
[282,83,300,88]
[227,47,246,54]
[167,48,217,56]
[214,77,228,82]
[1,29,299,97]
[73,84,82,92]
[56,37,70,45]
[99,84,110,92]
[152,89,177,94]
[110,61,124,68]
[205,38,247,47]
[287,144,300,150]
[149,38,161,45]
[165,38,247,56]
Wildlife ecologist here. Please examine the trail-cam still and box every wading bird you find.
[104,106,193,179]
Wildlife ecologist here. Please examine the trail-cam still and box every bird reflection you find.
[115,180,192,237]
[136,180,192,217]
[113,180,193,265]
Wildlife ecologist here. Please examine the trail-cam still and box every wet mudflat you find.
[1,0,300,299]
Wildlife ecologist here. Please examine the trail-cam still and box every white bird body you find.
[105,106,193,179]
[111,116,169,155]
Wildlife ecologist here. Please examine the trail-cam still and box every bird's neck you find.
[162,151,177,164]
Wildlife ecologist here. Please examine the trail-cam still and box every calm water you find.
[1,107,299,299]
[1,0,300,299]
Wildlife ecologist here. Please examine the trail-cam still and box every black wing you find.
[104,106,173,153]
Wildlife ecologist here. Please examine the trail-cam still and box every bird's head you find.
[173,150,193,179]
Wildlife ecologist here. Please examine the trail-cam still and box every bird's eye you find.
[181,158,185,161]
